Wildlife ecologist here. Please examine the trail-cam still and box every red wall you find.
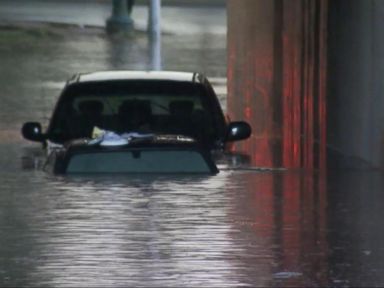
[227,0,328,169]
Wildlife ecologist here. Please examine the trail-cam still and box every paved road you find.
[0,0,226,35]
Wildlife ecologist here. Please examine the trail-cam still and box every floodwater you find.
[1,23,384,287]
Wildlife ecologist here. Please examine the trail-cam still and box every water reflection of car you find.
[22,71,251,174]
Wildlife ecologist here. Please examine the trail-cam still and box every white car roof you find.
[73,70,202,84]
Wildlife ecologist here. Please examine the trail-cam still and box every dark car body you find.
[45,135,219,175]
[22,71,251,174]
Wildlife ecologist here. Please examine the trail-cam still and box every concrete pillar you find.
[148,0,162,70]
[148,0,161,37]
[327,0,384,168]
[106,0,134,34]
[227,0,328,169]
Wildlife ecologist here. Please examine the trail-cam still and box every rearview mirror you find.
[226,121,251,142]
[21,122,45,142]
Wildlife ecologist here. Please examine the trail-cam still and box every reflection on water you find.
[327,171,384,287]
[1,164,330,287]
[1,172,239,287]
[226,171,328,287]
[1,24,384,287]
[6,159,384,287]
[3,143,384,286]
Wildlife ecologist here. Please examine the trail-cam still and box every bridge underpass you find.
[227,0,384,170]
[0,1,384,286]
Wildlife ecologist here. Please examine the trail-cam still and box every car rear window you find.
[50,80,217,145]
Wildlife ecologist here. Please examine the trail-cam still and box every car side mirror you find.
[226,121,251,142]
[22,122,45,142]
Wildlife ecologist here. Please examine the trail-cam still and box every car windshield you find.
[48,80,218,146]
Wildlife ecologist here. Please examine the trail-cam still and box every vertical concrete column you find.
[227,0,276,167]
[327,0,384,168]
[281,0,328,170]
[106,0,134,34]
[148,0,161,37]
[148,0,162,70]
[227,0,328,169]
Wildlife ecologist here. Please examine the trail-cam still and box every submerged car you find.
[22,71,251,174]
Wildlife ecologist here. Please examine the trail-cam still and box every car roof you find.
[69,70,204,84]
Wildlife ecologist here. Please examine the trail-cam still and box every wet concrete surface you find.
[1,3,384,287]
[0,0,226,35]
